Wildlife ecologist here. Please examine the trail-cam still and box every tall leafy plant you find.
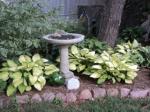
[0,0,84,61]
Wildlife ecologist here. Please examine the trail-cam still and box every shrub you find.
[139,46,150,67]
[69,46,138,84]
[77,38,109,54]
[0,54,59,96]
[0,0,84,61]
[119,27,144,42]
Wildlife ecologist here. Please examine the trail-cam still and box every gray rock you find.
[42,92,55,102]
[107,88,119,97]
[66,93,77,103]
[79,89,92,100]
[92,88,106,98]
[31,94,42,103]
[130,89,149,99]
[16,95,29,104]
[120,88,130,98]
[55,93,66,102]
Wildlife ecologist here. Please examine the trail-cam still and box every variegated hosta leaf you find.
[10,72,22,79]
[33,67,43,76]
[92,65,102,69]
[71,45,79,55]
[38,76,46,86]
[29,75,38,85]
[19,55,31,63]
[0,71,9,81]
[90,73,100,78]
[69,63,77,71]
[7,60,17,67]
[34,82,42,91]
[32,54,41,62]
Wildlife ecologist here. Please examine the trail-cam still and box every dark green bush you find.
[77,38,109,54]
[139,46,150,67]
[0,0,84,61]
[119,27,144,42]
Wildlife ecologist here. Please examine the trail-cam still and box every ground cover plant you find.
[0,54,59,96]
[1,97,150,112]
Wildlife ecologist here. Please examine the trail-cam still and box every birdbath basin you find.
[42,32,84,90]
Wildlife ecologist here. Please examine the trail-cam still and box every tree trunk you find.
[98,0,126,47]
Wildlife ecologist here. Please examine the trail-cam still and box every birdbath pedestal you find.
[42,33,84,90]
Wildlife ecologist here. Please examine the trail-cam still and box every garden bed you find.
[0,68,150,107]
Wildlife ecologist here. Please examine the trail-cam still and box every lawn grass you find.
[1,97,150,112]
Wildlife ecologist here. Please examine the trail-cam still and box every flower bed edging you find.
[0,87,150,107]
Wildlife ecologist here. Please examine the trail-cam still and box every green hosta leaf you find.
[18,83,26,94]
[7,60,17,67]
[33,67,43,76]
[92,65,102,69]
[132,40,139,48]
[34,82,42,91]
[86,51,96,59]
[0,68,9,72]
[26,86,32,91]
[71,46,79,55]
[8,67,18,72]
[11,72,22,79]
[45,70,55,75]
[105,62,114,68]
[83,71,91,75]
[118,74,125,79]
[42,58,48,63]
[78,64,86,72]
[29,75,38,85]
[90,73,100,78]
[80,48,89,56]
[0,72,9,81]
[69,63,76,71]
[32,54,41,62]
[23,79,28,86]
[125,79,133,84]
[112,78,116,84]
[38,76,46,86]
[127,65,138,71]
[2,62,8,67]
[13,78,23,87]
[94,58,103,64]
[97,78,106,84]
[127,72,137,79]
[7,85,16,96]
[19,55,31,63]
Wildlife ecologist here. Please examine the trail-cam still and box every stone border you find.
[0,87,150,107]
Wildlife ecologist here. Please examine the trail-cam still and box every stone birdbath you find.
[42,32,84,90]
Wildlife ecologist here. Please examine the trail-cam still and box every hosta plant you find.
[115,40,144,65]
[0,54,59,96]
[69,46,97,72]
[69,46,139,84]
[83,51,138,84]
